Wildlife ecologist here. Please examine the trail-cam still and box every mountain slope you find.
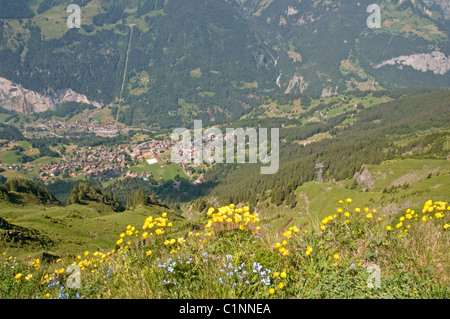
[230,0,450,96]
[0,0,278,128]
[0,0,448,128]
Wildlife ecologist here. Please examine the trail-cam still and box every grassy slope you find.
[0,155,448,299]
[255,158,450,231]
[0,200,179,258]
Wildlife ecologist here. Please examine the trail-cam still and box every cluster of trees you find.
[29,140,59,158]
[34,178,78,206]
[104,176,211,210]
[105,177,157,205]
[1,178,59,205]
[399,131,450,158]
[36,102,95,120]
[126,189,160,209]
[0,0,34,19]
[0,182,9,201]
[0,123,23,141]
[37,0,90,15]
[68,182,124,212]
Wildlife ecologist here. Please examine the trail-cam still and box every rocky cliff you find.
[374,51,450,75]
[0,77,102,114]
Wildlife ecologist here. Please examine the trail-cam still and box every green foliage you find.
[126,189,159,209]
[36,102,95,120]
[3,178,59,206]
[0,123,24,141]
[0,0,34,19]
[68,182,124,212]
[29,140,59,158]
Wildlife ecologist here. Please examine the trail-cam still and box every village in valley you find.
[0,109,210,188]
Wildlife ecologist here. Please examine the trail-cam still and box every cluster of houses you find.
[129,139,172,164]
[30,139,176,183]
[0,163,20,171]
[1,119,212,186]
[124,170,154,180]
[31,145,130,183]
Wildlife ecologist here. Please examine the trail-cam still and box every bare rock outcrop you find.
[321,86,338,98]
[354,167,374,190]
[284,74,309,94]
[374,51,450,75]
[0,77,102,114]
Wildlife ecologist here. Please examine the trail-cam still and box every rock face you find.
[51,88,103,109]
[284,74,309,94]
[321,86,338,98]
[0,77,102,114]
[354,167,374,190]
[0,77,53,114]
[374,51,450,75]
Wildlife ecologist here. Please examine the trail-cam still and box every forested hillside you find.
[0,0,448,128]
